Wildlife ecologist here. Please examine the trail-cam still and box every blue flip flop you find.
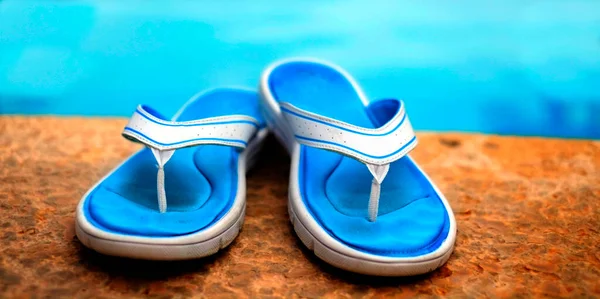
[260,58,456,276]
[76,88,268,260]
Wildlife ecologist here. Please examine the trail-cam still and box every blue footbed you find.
[268,62,450,257]
[83,88,265,237]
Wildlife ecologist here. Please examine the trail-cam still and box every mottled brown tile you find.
[0,117,599,298]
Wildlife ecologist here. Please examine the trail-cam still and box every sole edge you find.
[289,202,454,276]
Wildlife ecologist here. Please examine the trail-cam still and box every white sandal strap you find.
[280,100,416,166]
[281,99,417,221]
[123,105,259,151]
[121,105,260,213]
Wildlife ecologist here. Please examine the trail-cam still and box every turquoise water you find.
[1,1,599,138]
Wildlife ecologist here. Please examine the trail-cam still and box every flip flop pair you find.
[76,59,456,276]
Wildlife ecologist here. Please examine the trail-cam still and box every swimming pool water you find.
[1,0,599,139]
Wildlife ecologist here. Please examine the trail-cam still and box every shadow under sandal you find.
[76,88,268,260]
[260,58,456,276]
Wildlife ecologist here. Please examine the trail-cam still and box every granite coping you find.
[1,116,599,298]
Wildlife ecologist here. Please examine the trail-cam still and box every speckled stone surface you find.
[1,116,599,298]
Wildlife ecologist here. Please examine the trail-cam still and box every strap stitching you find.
[137,106,260,127]
[123,128,249,148]
[280,102,405,135]
[298,137,418,164]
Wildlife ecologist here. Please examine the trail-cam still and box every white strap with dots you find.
[279,101,417,165]
[121,105,259,213]
[280,100,417,222]
[123,105,260,151]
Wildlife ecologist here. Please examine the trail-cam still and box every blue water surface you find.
[1,0,599,139]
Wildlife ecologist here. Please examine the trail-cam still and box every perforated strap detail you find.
[123,105,259,151]
[280,99,417,222]
[121,105,259,213]
[280,100,417,166]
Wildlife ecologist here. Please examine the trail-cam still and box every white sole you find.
[75,128,268,260]
[259,58,457,276]
[288,203,454,276]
